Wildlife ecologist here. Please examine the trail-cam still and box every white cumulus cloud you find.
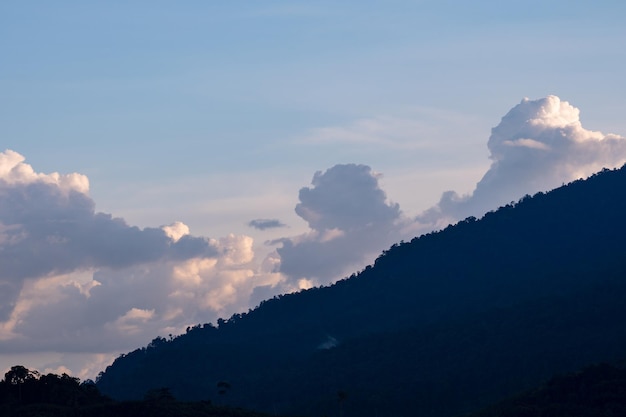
[0,150,89,194]
[419,95,626,223]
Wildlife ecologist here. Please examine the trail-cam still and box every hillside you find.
[97,165,626,417]
[467,362,626,417]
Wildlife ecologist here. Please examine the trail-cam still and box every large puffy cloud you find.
[0,151,270,376]
[0,152,215,278]
[419,95,626,223]
[295,164,400,232]
[0,151,215,321]
[275,164,408,285]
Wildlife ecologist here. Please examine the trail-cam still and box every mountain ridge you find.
[97,165,626,417]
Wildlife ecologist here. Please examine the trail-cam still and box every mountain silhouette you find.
[97,165,626,417]
[467,362,626,417]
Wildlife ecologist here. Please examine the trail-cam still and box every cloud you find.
[418,95,626,223]
[0,150,89,194]
[295,164,400,231]
[162,221,190,242]
[275,164,408,284]
[0,153,215,277]
[0,152,219,322]
[0,233,273,354]
[302,109,480,151]
[0,151,258,358]
[247,218,287,230]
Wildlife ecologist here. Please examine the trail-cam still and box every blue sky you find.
[1,1,626,379]
[4,1,626,236]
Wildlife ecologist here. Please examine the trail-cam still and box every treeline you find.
[0,365,284,417]
[1,365,105,407]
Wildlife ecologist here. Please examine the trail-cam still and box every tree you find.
[4,365,38,385]
[217,380,231,395]
[144,387,175,403]
[337,390,348,417]
[217,380,231,404]
[4,365,39,403]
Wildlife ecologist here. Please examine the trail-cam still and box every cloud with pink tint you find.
[0,151,218,323]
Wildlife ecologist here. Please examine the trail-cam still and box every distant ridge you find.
[97,165,626,417]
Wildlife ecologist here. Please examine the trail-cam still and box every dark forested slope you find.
[467,362,626,417]
[97,166,626,417]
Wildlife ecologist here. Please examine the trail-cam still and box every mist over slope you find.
[97,164,626,417]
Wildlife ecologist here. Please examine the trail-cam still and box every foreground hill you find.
[97,166,626,417]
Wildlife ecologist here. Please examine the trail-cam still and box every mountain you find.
[96,165,626,417]
[467,362,626,417]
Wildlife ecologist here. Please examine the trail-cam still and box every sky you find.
[2,1,626,380]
